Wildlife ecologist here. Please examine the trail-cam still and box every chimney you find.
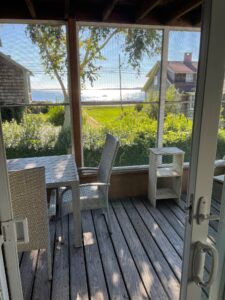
[184,52,192,64]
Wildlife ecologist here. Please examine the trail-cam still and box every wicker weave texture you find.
[62,133,119,213]
[9,167,49,252]
[98,133,119,184]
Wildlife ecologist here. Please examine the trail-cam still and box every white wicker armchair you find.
[9,167,52,280]
[61,133,119,233]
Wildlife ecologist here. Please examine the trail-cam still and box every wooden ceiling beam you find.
[136,0,161,22]
[166,0,202,24]
[64,0,70,19]
[102,0,119,21]
[24,0,36,18]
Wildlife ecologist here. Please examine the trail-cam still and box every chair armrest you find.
[79,167,98,176]
[80,182,110,187]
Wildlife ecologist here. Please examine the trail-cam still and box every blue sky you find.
[0,24,200,92]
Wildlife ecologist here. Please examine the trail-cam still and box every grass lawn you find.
[82,105,135,125]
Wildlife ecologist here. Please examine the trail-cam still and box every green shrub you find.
[3,107,225,167]
[47,106,65,126]
[134,103,143,112]
[1,106,25,123]
[2,113,70,158]
[27,104,50,114]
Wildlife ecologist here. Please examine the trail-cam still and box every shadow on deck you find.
[18,196,220,300]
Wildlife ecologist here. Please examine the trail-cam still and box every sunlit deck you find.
[18,196,219,300]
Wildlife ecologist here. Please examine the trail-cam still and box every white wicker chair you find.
[9,167,52,280]
[61,133,119,233]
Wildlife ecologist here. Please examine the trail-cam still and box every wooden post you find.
[157,28,169,148]
[67,19,83,167]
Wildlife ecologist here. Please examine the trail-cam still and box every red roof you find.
[168,61,198,74]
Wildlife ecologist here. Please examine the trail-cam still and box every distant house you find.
[0,52,32,105]
[143,52,198,117]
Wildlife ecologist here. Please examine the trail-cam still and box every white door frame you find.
[0,115,23,300]
[180,0,225,298]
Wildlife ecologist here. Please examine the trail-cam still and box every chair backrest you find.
[9,167,49,252]
[97,133,119,184]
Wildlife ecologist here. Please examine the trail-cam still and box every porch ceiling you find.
[1,0,202,27]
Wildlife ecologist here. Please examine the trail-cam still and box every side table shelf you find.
[148,147,184,207]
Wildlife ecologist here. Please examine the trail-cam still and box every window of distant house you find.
[154,76,158,86]
[175,73,186,82]
[186,73,194,83]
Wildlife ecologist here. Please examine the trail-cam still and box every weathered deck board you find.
[122,200,180,300]
[69,214,89,300]
[82,210,109,300]
[20,250,38,300]
[132,198,182,281]
[92,209,129,300]
[112,201,168,300]
[19,197,220,300]
[109,204,149,299]
[158,204,184,238]
[32,219,56,300]
[51,216,70,300]
[142,200,183,257]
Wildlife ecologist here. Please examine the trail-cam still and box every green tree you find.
[26,25,161,96]
[165,84,180,114]
[144,84,180,118]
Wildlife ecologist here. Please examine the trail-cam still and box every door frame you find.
[180,0,225,298]
[0,115,23,300]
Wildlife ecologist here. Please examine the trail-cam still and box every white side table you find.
[148,147,184,207]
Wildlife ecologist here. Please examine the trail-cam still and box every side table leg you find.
[72,182,82,247]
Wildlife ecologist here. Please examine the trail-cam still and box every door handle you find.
[192,241,218,287]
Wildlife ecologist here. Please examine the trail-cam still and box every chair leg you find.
[106,196,112,234]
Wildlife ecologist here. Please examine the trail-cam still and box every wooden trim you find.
[135,0,161,22]
[67,19,83,167]
[80,160,225,199]
[24,0,36,18]
[166,0,202,24]
[102,0,119,21]
[64,0,70,19]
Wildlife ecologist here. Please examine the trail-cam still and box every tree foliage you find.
[26,25,161,94]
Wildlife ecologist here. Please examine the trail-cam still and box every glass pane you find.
[165,30,201,162]
[207,71,225,299]
[1,104,72,158]
[0,23,71,158]
[79,25,163,166]
[0,24,68,105]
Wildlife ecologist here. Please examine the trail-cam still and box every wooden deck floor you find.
[18,196,220,300]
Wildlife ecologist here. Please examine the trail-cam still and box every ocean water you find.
[31,89,145,103]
